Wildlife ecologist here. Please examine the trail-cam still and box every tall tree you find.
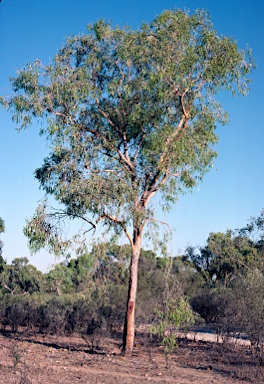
[2,10,253,354]
[185,232,260,286]
[237,209,264,244]
[0,257,43,295]
[236,208,264,270]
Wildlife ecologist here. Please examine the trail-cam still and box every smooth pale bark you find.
[122,229,142,355]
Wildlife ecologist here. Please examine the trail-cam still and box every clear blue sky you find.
[0,0,263,272]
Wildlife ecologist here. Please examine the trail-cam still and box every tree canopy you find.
[184,231,262,286]
[3,10,253,251]
[2,9,254,354]
[0,218,4,234]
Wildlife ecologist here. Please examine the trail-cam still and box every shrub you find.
[150,296,195,354]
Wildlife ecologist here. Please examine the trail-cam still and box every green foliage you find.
[150,297,195,353]
[0,256,6,274]
[190,287,234,323]
[2,9,254,255]
[67,252,94,290]
[184,231,261,286]
[91,242,130,284]
[45,262,74,295]
[234,272,264,347]
[0,217,4,233]
[0,257,44,295]
[0,217,5,258]
[237,209,264,249]
[23,202,74,257]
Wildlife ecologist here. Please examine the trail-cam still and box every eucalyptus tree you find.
[236,208,264,271]
[2,10,253,354]
[0,257,43,295]
[185,232,260,286]
[238,209,264,244]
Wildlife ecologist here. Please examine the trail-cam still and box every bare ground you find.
[0,329,263,384]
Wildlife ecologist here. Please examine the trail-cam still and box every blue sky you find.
[0,0,263,272]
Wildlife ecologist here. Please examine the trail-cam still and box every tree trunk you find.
[122,230,142,355]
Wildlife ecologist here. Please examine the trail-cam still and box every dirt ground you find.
[0,330,263,384]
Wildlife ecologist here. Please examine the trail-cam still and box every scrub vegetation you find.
[0,210,264,382]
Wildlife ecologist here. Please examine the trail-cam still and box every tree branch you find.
[98,212,133,247]
[1,281,17,295]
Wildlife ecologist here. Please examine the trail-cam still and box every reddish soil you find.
[0,330,263,383]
